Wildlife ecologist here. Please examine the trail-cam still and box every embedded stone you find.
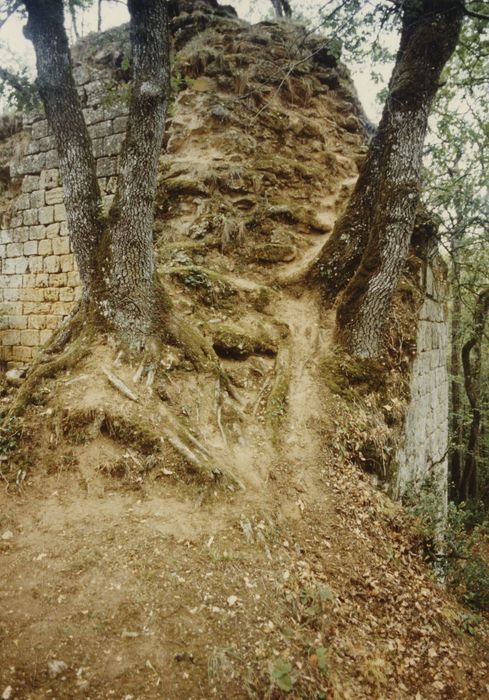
[252,243,296,263]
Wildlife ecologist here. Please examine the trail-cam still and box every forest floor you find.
[2,8,489,699]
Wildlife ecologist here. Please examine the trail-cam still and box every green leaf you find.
[315,646,328,674]
[271,660,295,692]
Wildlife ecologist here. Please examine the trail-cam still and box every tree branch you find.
[461,2,489,20]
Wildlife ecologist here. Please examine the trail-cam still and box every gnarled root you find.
[166,315,218,372]
[5,311,91,420]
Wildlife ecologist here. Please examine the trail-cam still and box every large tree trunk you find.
[23,0,170,347]
[24,0,104,300]
[327,0,463,357]
[313,124,384,303]
[108,0,170,340]
[460,287,489,501]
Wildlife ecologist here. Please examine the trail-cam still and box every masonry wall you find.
[394,260,449,508]
[0,71,128,365]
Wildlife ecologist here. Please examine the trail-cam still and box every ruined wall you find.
[0,75,128,364]
[394,259,449,506]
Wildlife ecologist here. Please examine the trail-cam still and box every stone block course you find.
[39,205,54,225]
[45,188,64,205]
[395,262,449,520]
[30,190,45,208]
[54,204,67,222]
[1,73,130,364]
[23,208,38,226]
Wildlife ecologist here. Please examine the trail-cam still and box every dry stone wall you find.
[395,260,449,508]
[0,73,128,364]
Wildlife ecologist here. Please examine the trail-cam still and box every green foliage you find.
[169,54,196,107]
[315,646,328,675]
[181,268,213,293]
[100,81,132,108]
[0,66,39,113]
[404,484,489,612]
[0,417,21,456]
[271,660,295,692]
[269,396,286,418]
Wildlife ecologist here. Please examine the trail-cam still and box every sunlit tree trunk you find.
[317,0,463,357]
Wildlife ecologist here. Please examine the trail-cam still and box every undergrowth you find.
[404,480,489,612]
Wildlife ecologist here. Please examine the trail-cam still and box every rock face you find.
[395,259,449,509]
[0,1,449,513]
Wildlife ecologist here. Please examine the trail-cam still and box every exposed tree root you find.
[102,367,140,402]
[267,343,292,442]
[5,311,91,420]
[165,314,218,372]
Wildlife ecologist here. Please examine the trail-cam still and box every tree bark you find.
[460,287,489,501]
[108,0,170,340]
[270,0,291,18]
[23,0,170,347]
[97,0,102,33]
[24,0,103,300]
[328,0,463,357]
[68,0,80,41]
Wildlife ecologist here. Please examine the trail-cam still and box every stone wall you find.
[394,259,449,508]
[0,74,128,365]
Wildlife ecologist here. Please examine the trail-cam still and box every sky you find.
[0,0,392,122]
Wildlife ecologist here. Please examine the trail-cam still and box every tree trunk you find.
[313,122,384,304]
[108,0,170,340]
[23,0,170,347]
[330,0,463,357]
[97,0,102,33]
[68,0,80,41]
[460,287,489,501]
[24,0,103,300]
[270,1,291,18]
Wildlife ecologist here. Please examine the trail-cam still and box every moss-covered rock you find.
[212,323,277,359]
[252,243,297,263]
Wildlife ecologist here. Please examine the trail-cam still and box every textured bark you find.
[68,0,80,41]
[23,0,103,300]
[23,0,170,347]
[313,127,383,303]
[334,0,463,357]
[108,0,170,339]
[460,287,489,501]
[270,0,292,18]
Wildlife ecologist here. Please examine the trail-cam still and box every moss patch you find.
[212,323,278,360]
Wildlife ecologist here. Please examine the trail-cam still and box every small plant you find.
[271,659,296,693]
[0,417,21,457]
[404,483,489,612]
[458,611,482,636]
[182,268,213,292]
[315,646,328,675]
[269,396,287,418]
